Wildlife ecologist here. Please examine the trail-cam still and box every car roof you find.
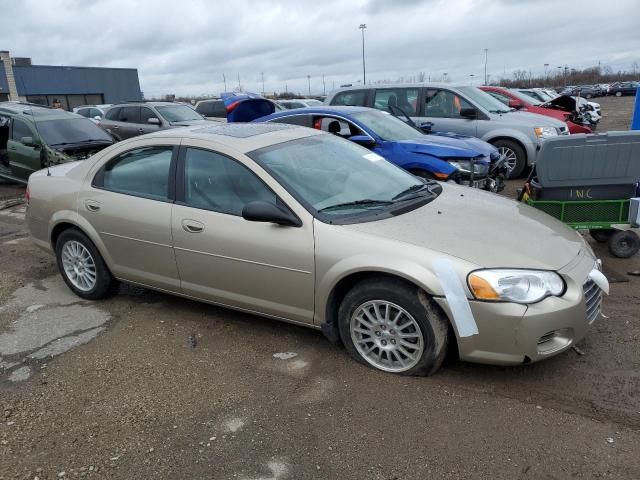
[327,82,470,97]
[0,102,85,120]
[144,122,323,153]
[265,106,371,117]
[110,102,179,108]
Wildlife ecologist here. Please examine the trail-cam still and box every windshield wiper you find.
[319,199,394,212]
[50,139,111,146]
[392,183,432,201]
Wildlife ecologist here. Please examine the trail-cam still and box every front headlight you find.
[534,126,559,138]
[447,160,471,172]
[468,269,565,304]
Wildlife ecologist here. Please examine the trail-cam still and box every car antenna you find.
[28,105,50,176]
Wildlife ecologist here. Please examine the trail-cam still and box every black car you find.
[561,85,602,99]
[609,82,639,97]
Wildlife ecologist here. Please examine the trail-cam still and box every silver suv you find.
[326,84,569,177]
[99,102,208,141]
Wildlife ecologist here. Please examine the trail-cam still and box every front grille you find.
[583,279,602,324]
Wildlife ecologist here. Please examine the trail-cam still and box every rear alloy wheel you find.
[339,278,449,376]
[607,230,640,258]
[492,139,526,178]
[55,229,117,300]
[590,229,615,243]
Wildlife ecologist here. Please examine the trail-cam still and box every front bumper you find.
[435,250,602,366]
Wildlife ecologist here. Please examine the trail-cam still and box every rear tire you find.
[608,230,640,258]
[590,229,615,243]
[338,278,449,376]
[492,139,526,178]
[55,228,118,300]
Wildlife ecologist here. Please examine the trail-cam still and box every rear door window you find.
[105,107,121,120]
[373,88,419,115]
[77,108,91,118]
[330,90,368,107]
[118,106,141,124]
[89,108,104,118]
[94,146,174,201]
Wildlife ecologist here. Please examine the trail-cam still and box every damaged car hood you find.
[344,183,585,270]
[396,136,487,162]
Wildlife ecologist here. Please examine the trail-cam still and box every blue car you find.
[222,93,504,191]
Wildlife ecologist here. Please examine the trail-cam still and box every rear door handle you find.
[182,219,204,233]
[85,199,101,212]
[138,128,144,134]
[112,125,119,129]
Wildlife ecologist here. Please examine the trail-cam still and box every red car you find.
[480,86,591,134]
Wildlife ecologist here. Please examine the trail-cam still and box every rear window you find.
[105,107,121,120]
[330,90,368,107]
[195,100,226,118]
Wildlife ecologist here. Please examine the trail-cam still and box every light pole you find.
[483,48,488,85]
[469,74,475,86]
[543,63,549,87]
[443,72,448,83]
[307,75,311,96]
[222,73,227,91]
[359,24,367,85]
[322,74,326,95]
[261,72,265,95]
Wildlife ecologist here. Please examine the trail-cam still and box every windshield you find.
[351,110,422,141]
[248,134,432,219]
[156,105,204,122]
[456,86,511,114]
[36,118,113,146]
[510,90,543,105]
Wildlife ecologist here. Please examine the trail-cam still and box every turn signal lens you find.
[432,172,449,180]
[468,274,500,300]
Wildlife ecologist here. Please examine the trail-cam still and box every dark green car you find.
[0,102,113,184]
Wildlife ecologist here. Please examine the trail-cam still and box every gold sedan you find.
[26,123,606,375]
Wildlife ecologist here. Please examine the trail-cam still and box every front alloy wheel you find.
[350,300,424,373]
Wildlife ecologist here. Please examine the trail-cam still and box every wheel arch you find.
[49,212,116,272]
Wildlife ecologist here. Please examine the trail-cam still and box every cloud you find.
[0,0,638,96]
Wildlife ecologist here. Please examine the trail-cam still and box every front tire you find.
[492,139,526,178]
[338,278,449,376]
[55,229,117,300]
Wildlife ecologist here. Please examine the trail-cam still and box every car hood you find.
[343,183,585,270]
[396,137,489,163]
[490,110,567,128]
[426,132,499,158]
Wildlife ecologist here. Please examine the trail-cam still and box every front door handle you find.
[182,219,204,233]
[138,128,144,134]
[85,199,101,212]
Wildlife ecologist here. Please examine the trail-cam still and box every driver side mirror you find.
[242,201,302,227]
[20,136,36,147]
[147,117,161,125]
[459,108,477,119]
[508,100,524,110]
[349,135,376,148]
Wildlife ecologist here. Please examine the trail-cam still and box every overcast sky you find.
[1,0,638,97]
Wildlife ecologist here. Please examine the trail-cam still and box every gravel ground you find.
[0,96,639,479]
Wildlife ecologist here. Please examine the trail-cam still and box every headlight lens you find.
[534,126,559,138]
[468,269,565,303]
